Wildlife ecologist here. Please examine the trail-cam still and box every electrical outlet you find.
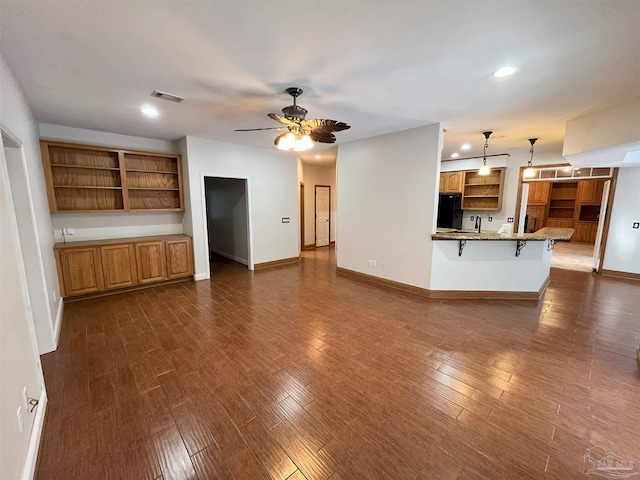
[368,260,373,267]
[372,260,377,267]
[470,216,475,221]
[488,216,493,222]
[633,222,639,229]
[281,217,290,223]
[507,217,514,223]
[382,262,386,270]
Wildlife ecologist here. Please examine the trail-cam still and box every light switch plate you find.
[633,222,639,229]
[281,217,290,223]
[507,217,514,223]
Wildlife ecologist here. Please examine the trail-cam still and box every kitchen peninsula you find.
[429,227,574,299]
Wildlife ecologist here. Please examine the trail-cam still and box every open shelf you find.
[462,168,506,210]
[41,141,184,213]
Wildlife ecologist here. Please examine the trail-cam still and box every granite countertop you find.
[431,227,574,241]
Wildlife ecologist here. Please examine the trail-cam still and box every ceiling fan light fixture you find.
[277,131,314,152]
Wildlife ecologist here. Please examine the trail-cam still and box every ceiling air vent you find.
[150,90,185,103]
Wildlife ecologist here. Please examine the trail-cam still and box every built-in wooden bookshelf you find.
[41,141,183,213]
[461,168,506,210]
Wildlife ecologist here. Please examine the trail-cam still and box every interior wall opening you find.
[203,176,250,271]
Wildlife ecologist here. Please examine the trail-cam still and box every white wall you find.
[0,64,47,479]
[337,124,442,289]
[39,124,184,242]
[602,168,640,274]
[183,136,299,278]
[1,55,60,354]
[204,177,249,265]
[301,163,336,246]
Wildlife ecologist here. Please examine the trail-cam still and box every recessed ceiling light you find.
[140,104,159,118]
[493,66,517,78]
[450,152,460,158]
[460,144,471,151]
[315,155,321,159]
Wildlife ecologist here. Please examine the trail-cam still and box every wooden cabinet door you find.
[557,219,574,229]
[526,182,550,205]
[100,244,138,290]
[445,171,464,193]
[165,239,194,279]
[439,173,446,193]
[573,222,598,243]
[135,241,167,284]
[577,180,605,204]
[526,205,547,232]
[59,247,104,296]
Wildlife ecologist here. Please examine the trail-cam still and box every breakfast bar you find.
[429,227,574,299]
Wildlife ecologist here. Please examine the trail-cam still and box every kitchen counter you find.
[432,227,574,241]
[428,227,574,299]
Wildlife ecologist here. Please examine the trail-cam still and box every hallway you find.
[37,248,640,479]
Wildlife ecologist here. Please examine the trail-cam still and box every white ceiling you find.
[2,1,639,166]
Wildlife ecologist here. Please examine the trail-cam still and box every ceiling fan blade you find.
[302,118,351,132]
[234,127,287,131]
[309,131,337,144]
[268,113,299,128]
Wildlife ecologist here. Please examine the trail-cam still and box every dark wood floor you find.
[37,248,640,479]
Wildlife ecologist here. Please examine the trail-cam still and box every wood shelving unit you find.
[41,141,184,213]
[461,168,506,210]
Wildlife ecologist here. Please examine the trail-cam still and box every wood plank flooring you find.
[37,248,640,479]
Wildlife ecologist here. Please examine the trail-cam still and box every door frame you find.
[314,185,331,248]
[300,182,304,253]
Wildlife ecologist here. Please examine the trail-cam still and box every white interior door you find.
[315,185,330,247]
[592,179,611,272]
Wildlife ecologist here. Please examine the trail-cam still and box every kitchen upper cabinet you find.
[54,235,193,298]
[56,247,104,297]
[135,241,167,284]
[165,238,194,279]
[100,244,138,290]
[525,182,551,205]
[440,171,464,193]
[577,179,605,204]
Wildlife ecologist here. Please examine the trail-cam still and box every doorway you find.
[2,131,55,353]
[203,177,250,270]
[315,185,330,248]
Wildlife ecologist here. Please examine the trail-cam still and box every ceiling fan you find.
[234,87,350,151]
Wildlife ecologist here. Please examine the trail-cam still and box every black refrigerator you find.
[437,193,463,230]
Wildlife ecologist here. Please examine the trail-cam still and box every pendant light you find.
[478,131,492,175]
[523,138,538,178]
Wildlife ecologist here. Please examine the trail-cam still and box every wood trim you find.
[39,140,180,158]
[118,150,130,211]
[254,256,301,270]
[336,267,549,301]
[597,168,618,273]
[176,153,185,210]
[300,183,304,252]
[63,277,192,303]
[40,141,58,213]
[599,269,640,281]
[303,244,316,251]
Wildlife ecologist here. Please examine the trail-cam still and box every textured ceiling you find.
[1,1,639,166]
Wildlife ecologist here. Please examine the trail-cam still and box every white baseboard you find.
[193,273,210,281]
[21,389,48,480]
[211,248,249,266]
[54,299,64,348]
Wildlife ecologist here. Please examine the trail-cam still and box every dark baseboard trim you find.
[600,269,640,281]
[254,256,301,270]
[336,267,548,301]
[303,244,316,251]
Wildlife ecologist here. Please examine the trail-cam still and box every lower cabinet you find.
[135,241,167,284]
[55,235,193,298]
[546,218,573,229]
[100,244,138,290]
[57,247,104,296]
[573,222,598,243]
